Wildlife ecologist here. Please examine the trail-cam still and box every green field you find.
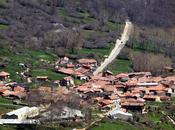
[58,8,68,18]
[0,126,16,130]
[31,69,66,80]
[0,47,63,82]
[106,21,123,31]
[0,24,8,30]
[0,0,7,6]
[107,59,131,74]
[0,97,21,114]
[78,43,115,57]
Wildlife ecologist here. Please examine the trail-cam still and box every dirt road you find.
[93,20,133,75]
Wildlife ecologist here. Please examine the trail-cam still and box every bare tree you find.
[43,30,83,54]
[129,52,172,75]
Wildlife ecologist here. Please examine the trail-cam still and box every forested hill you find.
[0,0,175,55]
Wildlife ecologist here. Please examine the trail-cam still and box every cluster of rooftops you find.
[0,71,26,99]
[56,57,98,80]
[75,71,175,111]
[0,57,174,114]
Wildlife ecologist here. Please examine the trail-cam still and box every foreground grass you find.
[0,97,21,114]
[0,97,13,104]
[0,24,8,30]
[91,120,137,130]
[0,126,17,130]
[0,0,7,6]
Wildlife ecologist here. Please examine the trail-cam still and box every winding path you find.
[93,20,133,75]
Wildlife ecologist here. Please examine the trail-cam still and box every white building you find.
[2,107,40,120]
[108,109,133,120]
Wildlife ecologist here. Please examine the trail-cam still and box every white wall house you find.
[2,107,40,120]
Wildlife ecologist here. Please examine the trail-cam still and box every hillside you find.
[0,0,174,72]
[0,1,175,130]
[1,0,175,49]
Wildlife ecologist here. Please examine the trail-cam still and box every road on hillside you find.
[93,20,133,75]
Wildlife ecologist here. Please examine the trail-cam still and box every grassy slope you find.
[1,3,172,130]
[107,59,131,74]
[0,126,16,130]
[0,97,21,115]
[0,48,65,82]
[0,0,7,5]
[0,24,8,30]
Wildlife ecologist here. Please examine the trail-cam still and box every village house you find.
[42,106,85,121]
[2,106,40,120]
[74,71,175,113]
[120,98,145,112]
[0,84,11,95]
[66,63,75,68]
[36,76,49,81]
[57,67,75,75]
[57,67,91,81]
[164,66,174,74]
[115,73,129,82]
[0,83,27,99]
[59,56,69,64]
[2,88,26,99]
[128,72,152,78]
[170,82,175,97]
[0,71,10,81]
[77,59,97,68]
[115,84,126,93]
[143,94,170,102]
[99,99,114,111]
[108,109,133,121]
[60,76,75,87]
[102,70,113,77]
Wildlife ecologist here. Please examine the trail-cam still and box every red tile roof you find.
[109,94,119,100]
[38,87,51,93]
[76,86,90,92]
[91,75,115,81]
[147,84,168,91]
[115,73,128,79]
[0,86,11,93]
[100,99,113,105]
[2,90,14,97]
[121,98,145,106]
[64,76,73,81]
[14,86,25,92]
[143,95,170,101]
[75,67,90,74]
[126,78,138,86]
[57,68,75,75]
[128,72,151,77]
[66,63,75,68]
[103,85,115,92]
[165,76,175,82]
[0,71,10,77]
[94,97,103,101]
[78,59,97,64]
